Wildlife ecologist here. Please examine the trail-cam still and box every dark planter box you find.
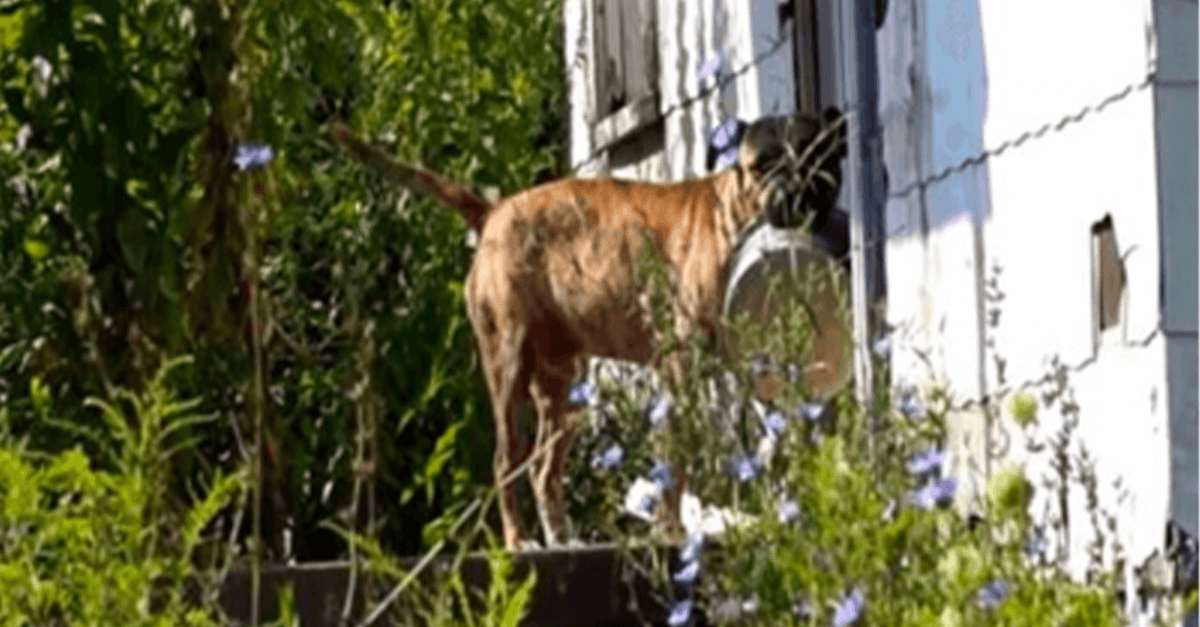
[218,543,686,627]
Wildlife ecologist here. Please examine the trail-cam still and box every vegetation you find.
[0,0,1192,625]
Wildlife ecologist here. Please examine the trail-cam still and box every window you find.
[1091,214,1126,334]
[593,0,657,118]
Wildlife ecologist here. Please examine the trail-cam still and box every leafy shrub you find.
[0,357,243,626]
[559,250,1131,626]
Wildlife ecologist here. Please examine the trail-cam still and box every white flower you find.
[777,498,801,524]
[622,477,662,522]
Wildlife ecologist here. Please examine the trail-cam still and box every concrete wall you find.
[879,0,1182,599]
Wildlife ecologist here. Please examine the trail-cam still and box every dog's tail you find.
[326,119,492,233]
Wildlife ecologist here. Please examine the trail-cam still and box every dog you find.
[328,106,848,551]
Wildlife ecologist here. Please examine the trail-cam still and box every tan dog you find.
[328,107,848,551]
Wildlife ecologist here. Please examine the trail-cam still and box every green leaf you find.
[497,566,536,627]
[1009,392,1038,428]
[423,420,462,505]
[22,237,47,260]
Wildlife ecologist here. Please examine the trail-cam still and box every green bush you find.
[0,357,243,626]
[559,252,1130,626]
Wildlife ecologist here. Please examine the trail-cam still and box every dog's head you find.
[739,107,848,230]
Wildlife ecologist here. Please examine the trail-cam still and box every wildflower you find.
[14,124,31,152]
[912,477,959,510]
[871,332,891,359]
[568,380,596,406]
[645,394,674,428]
[679,533,704,563]
[667,599,694,627]
[233,143,275,171]
[791,595,812,620]
[728,455,759,483]
[907,449,946,478]
[740,594,759,615]
[832,587,866,627]
[31,55,52,81]
[897,393,924,419]
[1024,527,1048,559]
[649,461,675,492]
[709,598,741,623]
[881,499,898,522]
[711,119,740,150]
[799,402,825,422]
[673,560,700,585]
[623,477,662,521]
[975,580,1010,610]
[591,444,624,471]
[696,51,724,81]
[762,409,788,437]
[715,150,738,170]
[777,498,800,524]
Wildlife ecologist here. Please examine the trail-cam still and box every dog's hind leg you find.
[472,301,535,551]
[528,358,579,547]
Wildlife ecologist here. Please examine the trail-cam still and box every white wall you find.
[880,0,1175,595]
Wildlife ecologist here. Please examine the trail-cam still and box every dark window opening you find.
[593,0,658,121]
[1091,214,1126,332]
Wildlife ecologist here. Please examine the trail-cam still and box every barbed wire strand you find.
[888,72,1164,200]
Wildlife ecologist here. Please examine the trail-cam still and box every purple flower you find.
[907,449,946,478]
[233,143,275,171]
[777,498,801,524]
[679,533,704,563]
[645,394,674,428]
[673,560,700,585]
[975,580,1010,610]
[569,380,596,406]
[871,333,891,359]
[1025,527,1048,559]
[832,588,866,627]
[912,477,959,510]
[800,403,825,422]
[649,461,675,492]
[696,51,724,81]
[667,599,694,627]
[711,119,740,150]
[715,148,739,170]
[763,409,788,437]
[898,393,924,419]
[729,455,760,483]
[591,444,624,471]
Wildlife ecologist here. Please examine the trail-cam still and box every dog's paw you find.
[515,539,544,553]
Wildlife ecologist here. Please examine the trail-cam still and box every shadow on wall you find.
[882,0,994,235]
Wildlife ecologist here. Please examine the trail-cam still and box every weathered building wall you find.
[879,0,1195,615]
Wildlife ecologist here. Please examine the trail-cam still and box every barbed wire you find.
[888,72,1165,200]
[570,33,790,172]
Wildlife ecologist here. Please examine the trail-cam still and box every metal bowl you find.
[723,221,853,399]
